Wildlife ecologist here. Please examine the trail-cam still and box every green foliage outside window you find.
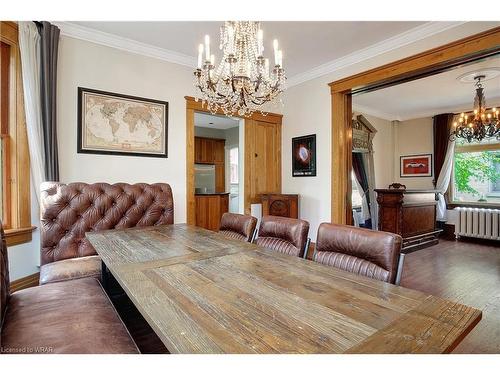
[454,151,500,198]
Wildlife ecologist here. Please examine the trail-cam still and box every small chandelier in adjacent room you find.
[194,21,286,117]
[451,74,499,143]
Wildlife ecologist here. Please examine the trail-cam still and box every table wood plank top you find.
[86,224,481,354]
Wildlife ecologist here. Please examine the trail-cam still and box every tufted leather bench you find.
[0,220,139,354]
[39,182,174,285]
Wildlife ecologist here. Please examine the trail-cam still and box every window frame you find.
[229,146,239,185]
[448,141,500,208]
[0,21,35,246]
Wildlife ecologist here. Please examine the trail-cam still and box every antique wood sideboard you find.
[375,188,442,251]
[261,194,299,219]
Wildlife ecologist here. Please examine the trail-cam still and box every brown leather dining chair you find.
[256,215,310,258]
[312,223,402,284]
[219,213,258,242]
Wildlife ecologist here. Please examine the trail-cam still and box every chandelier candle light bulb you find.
[257,29,264,56]
[205,35,210,61]
[197,44,204,69]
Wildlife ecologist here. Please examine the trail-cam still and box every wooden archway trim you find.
[185,96,283,225]
[329,27,500,225]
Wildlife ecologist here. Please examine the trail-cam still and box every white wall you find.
[281,22,498,241]
[7,187,40,281]
[58,36,197,224]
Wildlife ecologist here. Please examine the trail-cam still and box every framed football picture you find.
[400,154,432,177]
[292,134,316,177]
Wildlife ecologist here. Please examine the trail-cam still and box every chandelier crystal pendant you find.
[451,75,500,143]
[194,21,286,117]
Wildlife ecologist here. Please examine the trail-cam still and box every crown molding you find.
[53,21,197,68]
[286,21,468,88]
[54,21,468,87]
[352,104,401,122]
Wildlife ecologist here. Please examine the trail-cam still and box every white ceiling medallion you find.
[457,68,500,83]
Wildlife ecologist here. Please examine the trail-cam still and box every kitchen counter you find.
[195,193,229,231]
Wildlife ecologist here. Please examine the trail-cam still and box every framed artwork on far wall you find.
[400,154,432,177]
[77,87,168,158]
[292,134,316,177]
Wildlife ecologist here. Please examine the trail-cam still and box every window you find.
[229,147,238,184]
[451,137,500,205]
[0,21,33,245]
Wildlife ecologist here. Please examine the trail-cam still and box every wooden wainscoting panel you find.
[10,272,39,293]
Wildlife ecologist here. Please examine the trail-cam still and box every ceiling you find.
[69,21,426,78]
[194,112,239,129]
[353,54,500,121]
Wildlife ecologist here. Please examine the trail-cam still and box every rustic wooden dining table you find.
[86,224,481,354]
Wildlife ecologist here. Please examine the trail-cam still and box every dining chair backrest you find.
[313,223,402,284]
[256,215,310,258]
[219,213,258,242]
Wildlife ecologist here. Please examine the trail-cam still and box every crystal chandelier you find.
[451,75,499,143]
[194,21,286,117]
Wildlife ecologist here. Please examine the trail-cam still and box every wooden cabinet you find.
[215,164,225,193]
[214,139,225,163]
[195,193,229,231]
[194,137,225,164]
[261,194,299,219]
[194,137,203,163]
[195,137,226,192]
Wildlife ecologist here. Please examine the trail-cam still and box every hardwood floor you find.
[401,238,500,354]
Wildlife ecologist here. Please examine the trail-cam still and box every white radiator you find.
[455,207,500,241]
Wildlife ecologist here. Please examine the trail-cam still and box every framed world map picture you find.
[77,87,168,158]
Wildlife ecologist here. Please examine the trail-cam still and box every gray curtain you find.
[36,21,60,181]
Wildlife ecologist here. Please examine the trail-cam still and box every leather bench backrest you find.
[40,182,174,265]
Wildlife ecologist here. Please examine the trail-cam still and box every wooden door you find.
[245,119,282,213]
